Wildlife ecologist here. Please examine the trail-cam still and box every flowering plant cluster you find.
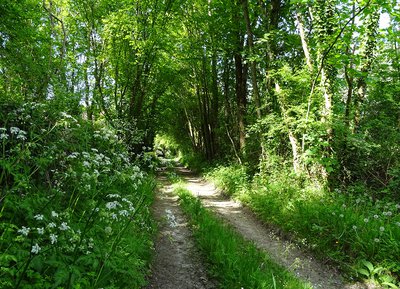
[0,101,155,289]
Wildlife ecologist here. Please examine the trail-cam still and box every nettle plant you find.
[0,101,154,288]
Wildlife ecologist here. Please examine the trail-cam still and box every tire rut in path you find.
[177,166,378,289]
[146,174,216,289]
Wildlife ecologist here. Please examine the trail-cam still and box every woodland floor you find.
[146,166,379,289]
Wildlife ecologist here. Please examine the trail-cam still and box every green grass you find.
[206,165,400,288]
[176,187,312,289]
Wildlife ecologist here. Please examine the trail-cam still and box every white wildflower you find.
[396,222,400,227]
[106,201,120,210]
[352,225,357,230]
[0,128,6,132]
[16,130,27,140]
[18,226,30,236]
[31,243,41,254]
[119,210,129,217]
[339,214,344,218]
[34,214,44,221]
[374,238,380,243]
[59,222,70,231]
[396,204,400,209]
[83,161,90,167]
[51,211,59,218]
[379,226,385,232]
[37,227,44,235]
[10,127,20,134]
[67,152,80,159]
[0,133,9,140]
[364,218,369,223]
[374,215,379,219]
[107,194,121,199]
[111,213,118,220]
[50,233,58,244]
[47,222,56,229]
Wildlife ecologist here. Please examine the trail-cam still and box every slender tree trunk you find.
[241,0,262,119]
[275,82,301,173]
[234,52,247,151]
[295,11,313,74]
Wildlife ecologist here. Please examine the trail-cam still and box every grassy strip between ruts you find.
[175,186,312,289]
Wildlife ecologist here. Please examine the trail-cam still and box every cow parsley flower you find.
[59,222,70,231]
[106,201,120,210]
[31,243,41,254]
[0,133,9,140]
[50,234,58,245]
[37,227,44,235]
[51,211,59,218]
[119,210,129,217]
[18,226,30,236]
[10,127,20,134]
[34,214,44,221]
[16,131,27,140]
[47,222,56,229]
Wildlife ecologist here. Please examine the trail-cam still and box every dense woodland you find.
[1,0,400,288]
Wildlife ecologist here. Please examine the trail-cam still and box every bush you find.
[0,100,155,288]
[205,165,248,196]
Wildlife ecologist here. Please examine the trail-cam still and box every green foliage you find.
[250,183,400,285]
[207,164,400,286]
[177,188,312,289]
[205,165,249,197]
[0,99,155,288]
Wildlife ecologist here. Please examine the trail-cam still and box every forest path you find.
[176,166,377,289]
[145,171,216,289]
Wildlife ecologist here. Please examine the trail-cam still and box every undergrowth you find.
[0,100,155,288]
[206,165,400,288]
[176,187,312,289]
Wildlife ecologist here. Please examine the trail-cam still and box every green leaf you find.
[357,268,370,277]
[361,260,374,273]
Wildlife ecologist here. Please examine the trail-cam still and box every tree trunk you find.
[241,0,262,119]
